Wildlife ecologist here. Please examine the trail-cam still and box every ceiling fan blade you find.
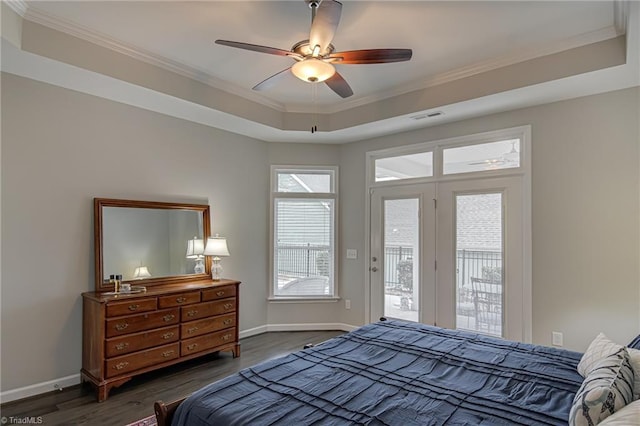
[309,0,342,55]
[324,71,353,98]
[252,67,292,91]
[215,40,298,58]
[329,49,412,64]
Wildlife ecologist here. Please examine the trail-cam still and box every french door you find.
[370,184,436,325]
[370,177,526,341]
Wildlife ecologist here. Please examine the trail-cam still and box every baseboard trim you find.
[239,324,268,339]
[1,323,359,404]
[0,373,80,404]
[265,323,358,333]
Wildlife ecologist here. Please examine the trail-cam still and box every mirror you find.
[94,198,211,292]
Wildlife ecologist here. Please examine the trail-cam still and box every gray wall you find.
[337,87,640,350]
[1,72,639,394]
[0,73,269,391]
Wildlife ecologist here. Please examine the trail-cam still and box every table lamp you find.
[203,235,230,281]
[186,237,205,273]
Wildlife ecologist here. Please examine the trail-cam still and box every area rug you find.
[124,414,157,426]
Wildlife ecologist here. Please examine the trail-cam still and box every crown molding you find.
[4,0,28,17]
[18,2,628,116]
[302,25,622,115]
[614,0,629,35]
[21,4,287,112]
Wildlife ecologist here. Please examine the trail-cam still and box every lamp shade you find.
[186,237,205,259]
[203,236,230,257]
[291,58,335,83]
[133,266,151,279]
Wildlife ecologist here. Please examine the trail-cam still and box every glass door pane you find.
[383,198,419,322]
[455,193,503,337]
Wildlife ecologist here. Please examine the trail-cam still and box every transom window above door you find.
[369,126,528,185]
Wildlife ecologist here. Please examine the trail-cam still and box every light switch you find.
[346,249,358,259]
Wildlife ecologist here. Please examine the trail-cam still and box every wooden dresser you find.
[81,279,240,402]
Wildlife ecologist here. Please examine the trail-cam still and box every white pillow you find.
[579,332,640,400]
[627,346,640,400]
[598,399,640,425]
[569,348,635,426]
[578,333,623,377]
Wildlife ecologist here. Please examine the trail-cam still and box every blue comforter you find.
[172,320,583,425]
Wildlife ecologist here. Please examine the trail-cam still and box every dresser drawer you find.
[105,343,180,378]
[158,291,200,308]
[202,285,237,301]
[181,328,236,356]
[105,325,179,357]
[181,298,236,321]
[106,308,179,338]
[106,298,157,317]
[181,313,236,338]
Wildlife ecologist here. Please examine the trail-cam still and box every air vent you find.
[410,111,444,121]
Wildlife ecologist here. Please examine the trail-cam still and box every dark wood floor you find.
[0,330,344,426]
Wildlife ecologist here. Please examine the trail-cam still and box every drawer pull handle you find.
[186,310,198,317]
[128,304,140,311]
[163,314,175,322]
[187,327,199,334]
[114,362,129,370]
[223,303,233,310]
[115,323,129,331]
[162,350,175,358]
[162,332,175,340]
[216,291,225,297]
[223,319,233,325]
[187,344,198,351]
[221,334,231,341]
[176,297,187,303]
[115,342,129,351]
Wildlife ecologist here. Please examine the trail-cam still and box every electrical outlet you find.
[552,331,563,347]
[346,249,357,259]
[345,299,351,310]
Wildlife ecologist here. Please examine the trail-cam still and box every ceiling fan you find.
[468,140,520,167]
[214,0,412,99]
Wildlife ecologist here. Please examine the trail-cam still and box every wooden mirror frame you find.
[94,198,211,292]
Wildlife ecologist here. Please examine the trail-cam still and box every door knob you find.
[370,267,378,272]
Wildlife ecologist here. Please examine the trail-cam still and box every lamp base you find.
[211,257,223,281]
[194,257,205,274]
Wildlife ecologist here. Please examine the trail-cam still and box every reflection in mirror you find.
[102,207,204,281]
[94,198,211,291]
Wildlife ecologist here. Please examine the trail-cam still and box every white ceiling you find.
[2,1,639,143]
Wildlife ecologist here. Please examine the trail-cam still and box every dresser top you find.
[82,279,240,303]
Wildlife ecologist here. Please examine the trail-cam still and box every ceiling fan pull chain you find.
[311,83,318,133]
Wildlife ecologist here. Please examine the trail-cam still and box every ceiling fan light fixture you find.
[292,58,335,83]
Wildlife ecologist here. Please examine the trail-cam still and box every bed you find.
[156,319,584,425]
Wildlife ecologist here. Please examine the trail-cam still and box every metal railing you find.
[276,244,502,292]
[276,243,331,279]
[382,247,502,291]
[456,249,502,289]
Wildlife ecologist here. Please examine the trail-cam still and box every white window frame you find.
[269,165,339,302]
[368,126,529,187]
[365,125,532,342]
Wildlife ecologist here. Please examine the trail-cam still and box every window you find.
[271,167,337,299]
[375,152,433,182]
[442,139,520,175]
[368,128,526,186]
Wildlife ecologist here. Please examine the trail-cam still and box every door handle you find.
[370,267,378,272]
